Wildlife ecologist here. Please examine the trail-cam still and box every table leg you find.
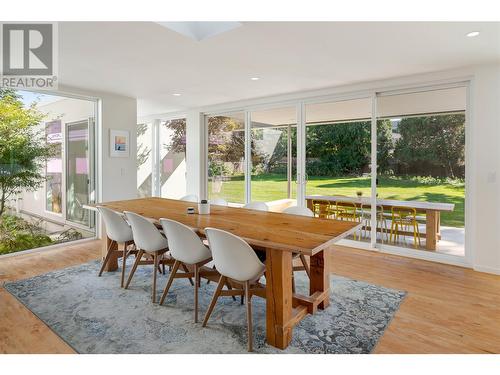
[265,248,293,349]
[426,210,438,250]
[101,227,119,272]
[309,248,330,309]
[306,199,313,211]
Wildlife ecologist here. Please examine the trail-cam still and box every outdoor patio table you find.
[305,195,455,250]
[91,197,361,350]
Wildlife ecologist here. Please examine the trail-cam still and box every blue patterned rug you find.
[5,260,405,353]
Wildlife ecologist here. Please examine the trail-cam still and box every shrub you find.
[0,214,53,255]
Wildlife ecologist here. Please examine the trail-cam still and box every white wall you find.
[469,64,500,274]
[97,92,138,202]
[179,63,500,274]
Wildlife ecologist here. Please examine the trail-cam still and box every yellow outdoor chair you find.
[335,200,361,240]
[389,206,421,248]
[325,195,349,219]
[311,200,330,218]
[360,204,388,243]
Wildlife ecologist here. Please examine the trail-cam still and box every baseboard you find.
[473,265,500,275]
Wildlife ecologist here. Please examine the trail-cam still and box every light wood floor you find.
[1,240,499,354]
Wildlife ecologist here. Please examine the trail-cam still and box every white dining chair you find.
[180,194,199,203]
[158,219,218,322]
[243,201,268,211]
[124,211,172,303]
[202,227,266,352]
[209,198,228,206]
[97,206,136,287]
[282,206,313,291]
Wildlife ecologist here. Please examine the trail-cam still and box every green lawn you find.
[209,174,465,228]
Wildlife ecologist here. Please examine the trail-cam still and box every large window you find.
[136,118,187,199]
[305,97,372,243]
[250,107,297,202]
[2,91,97,256]
[160,119,187,199]
[202,83,467,261]
[376,86,466,256]
[207,113,245,204]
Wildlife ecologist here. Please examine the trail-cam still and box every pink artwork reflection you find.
[163,158,173,173]
[76,158,88,174]
[47,158,62,173]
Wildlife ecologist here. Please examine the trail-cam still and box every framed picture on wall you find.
[110,130,129,158]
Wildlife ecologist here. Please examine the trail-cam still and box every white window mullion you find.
[370,94,378,249]
[152,119,161,197]
[296,102,305,206]
[244,111,251,204]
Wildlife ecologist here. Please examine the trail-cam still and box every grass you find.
[209,174,465,228]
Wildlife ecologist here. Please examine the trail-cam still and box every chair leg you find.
[225,280,237,302]
[124,250,144,289]
[244,281,253,352]
[182,263,194,286]
[120,245,127,288]
[98,240,115,277]
[299,254,310,278]
[194,264,199,323]
[202,275,226,327]
[152,253,159,303]
[159,260,181,305]
[162,262,166,275]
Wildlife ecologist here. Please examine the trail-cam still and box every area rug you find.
[4,260,406,354]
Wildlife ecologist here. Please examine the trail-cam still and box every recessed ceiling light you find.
[466,31,480,38]
[172,93,182,97]
[250,77,260,81]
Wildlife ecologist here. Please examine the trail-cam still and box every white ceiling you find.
[57,22,500,117]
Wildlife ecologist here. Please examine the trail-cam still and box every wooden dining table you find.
[95,197,361,350]
[306,195,455,250]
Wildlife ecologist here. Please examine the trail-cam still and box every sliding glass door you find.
[304,97,372,243]
[207,113,246,204]
[250,106,297,202]
[375,86,466,256]
[66,119,94,227]
[203,82,467,261]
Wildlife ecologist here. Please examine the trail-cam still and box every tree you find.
[393,114,465,178]
[377,119,395,174]
[0,89,54,216]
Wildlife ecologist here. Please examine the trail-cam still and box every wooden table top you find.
[306,195,454,212]
[97,197,361,256]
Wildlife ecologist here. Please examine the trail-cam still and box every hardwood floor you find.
[1,240,499,354]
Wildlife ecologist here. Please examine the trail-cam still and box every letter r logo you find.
[2,23,53,76]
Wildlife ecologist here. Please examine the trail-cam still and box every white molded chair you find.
[202,228,266,352]
[282,206,313,291]
[210,198,228,206]
[180,194,199,203]
[124,211,172,303]
[158,219,217,322]
[282,206,314,217]
[243,201,268,211]
[97,206,136,287]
